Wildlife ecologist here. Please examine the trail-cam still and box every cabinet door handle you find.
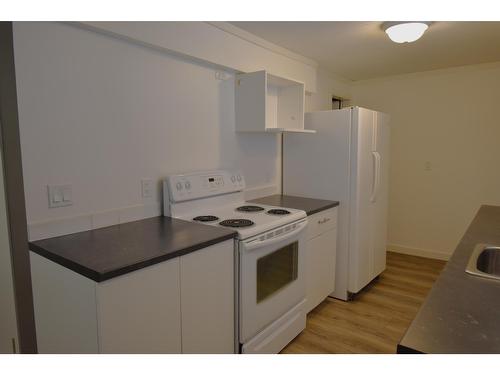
[318,218,330,224]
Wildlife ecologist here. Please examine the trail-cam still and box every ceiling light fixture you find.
[382,22,430,43]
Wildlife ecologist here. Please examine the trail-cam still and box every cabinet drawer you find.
[307,207,337,240]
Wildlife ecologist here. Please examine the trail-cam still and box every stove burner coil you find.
[236,205,265,212]
[267,209,291,215]
[219,219,255,228]
[193,215,219,222]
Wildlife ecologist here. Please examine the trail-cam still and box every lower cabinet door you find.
[180,240,235,353]
[306,228,337,313]
[96,258,182,353]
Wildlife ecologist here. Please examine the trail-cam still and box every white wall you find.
[14,22,338,239]
[79,22,318,92]
[305,68,351,112]
[14,22,283,229]
[352,62,500,259]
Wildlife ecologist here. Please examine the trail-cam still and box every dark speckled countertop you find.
[29,216,237,282]
[398,205,500,353]
[249,194,339,216]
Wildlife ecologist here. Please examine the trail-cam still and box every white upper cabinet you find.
[235,70,315,133]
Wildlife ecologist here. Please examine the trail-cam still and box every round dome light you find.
[383,22,430,43]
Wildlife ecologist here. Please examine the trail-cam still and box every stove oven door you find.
[239,219,307,343]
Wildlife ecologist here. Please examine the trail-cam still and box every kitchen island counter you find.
[398,205,500,353]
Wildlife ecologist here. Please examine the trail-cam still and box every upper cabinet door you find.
[235,70,314,133]
[235,71,267,132]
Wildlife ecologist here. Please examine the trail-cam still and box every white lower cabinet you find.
[96,258,182,353]
[305,208,338,313]
[180,241,234,353]
[30,239,235,353]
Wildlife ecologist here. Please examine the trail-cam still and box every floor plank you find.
[281,251,447,354]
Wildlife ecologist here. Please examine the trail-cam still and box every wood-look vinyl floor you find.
[281,251,447,354]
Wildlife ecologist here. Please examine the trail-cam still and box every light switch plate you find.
[215,71,231,81]
[48,184,73,208]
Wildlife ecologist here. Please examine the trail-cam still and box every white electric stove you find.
[164,170,308,354]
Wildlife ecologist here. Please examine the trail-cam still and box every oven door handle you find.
[244,220,307,251]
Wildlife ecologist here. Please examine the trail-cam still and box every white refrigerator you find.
[283,107,390,301]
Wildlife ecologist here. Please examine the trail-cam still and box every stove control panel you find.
[204,175,224,189]
[165,170,245,203]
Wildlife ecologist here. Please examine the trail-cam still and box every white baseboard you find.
[387,244,451,261]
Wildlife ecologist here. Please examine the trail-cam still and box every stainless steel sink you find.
[466,244,500,281]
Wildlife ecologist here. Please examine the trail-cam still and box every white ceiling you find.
[230,22,500,81]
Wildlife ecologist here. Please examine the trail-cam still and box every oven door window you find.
[256,241,298,303]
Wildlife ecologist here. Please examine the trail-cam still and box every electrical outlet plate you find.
[141,179,153,199]
[48,184,72,208]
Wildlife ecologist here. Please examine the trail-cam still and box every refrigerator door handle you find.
[370,152,381,203]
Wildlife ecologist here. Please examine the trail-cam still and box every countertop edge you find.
[305,202,339,216]
[28,229,236,283]
[29,242,102,281]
